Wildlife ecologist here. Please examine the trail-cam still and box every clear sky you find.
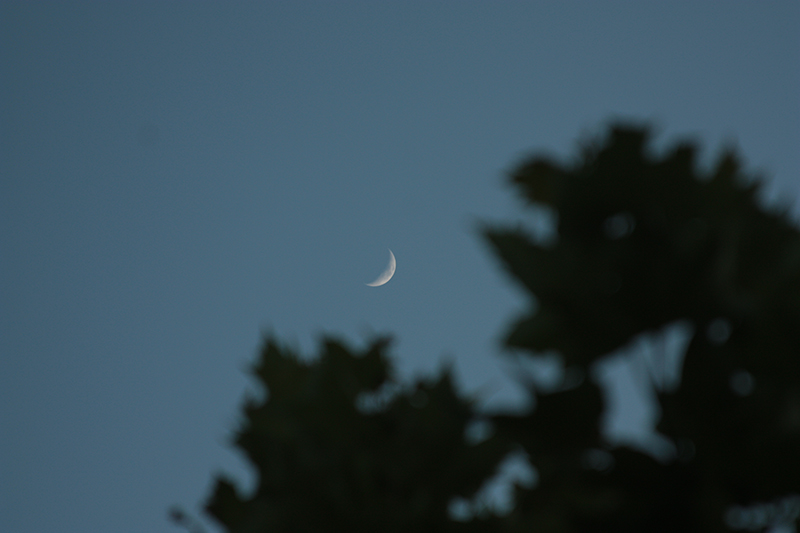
[1,3,798,532]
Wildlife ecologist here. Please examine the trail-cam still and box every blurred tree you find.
[184,125,800,533]
[485,125,800,532]
[202,337,512,533]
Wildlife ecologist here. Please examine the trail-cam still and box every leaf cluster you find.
[484,125,800,531]
[205,337,512,533]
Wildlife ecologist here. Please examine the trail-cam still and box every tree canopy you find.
[185,124,800,532]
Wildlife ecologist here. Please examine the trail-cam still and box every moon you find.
[366,249,396,287]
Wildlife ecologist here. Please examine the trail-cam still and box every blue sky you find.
[1,3,799,532]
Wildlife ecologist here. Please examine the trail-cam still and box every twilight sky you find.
[1,3,799,532]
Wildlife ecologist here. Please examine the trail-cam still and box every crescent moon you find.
[366,250,396,287]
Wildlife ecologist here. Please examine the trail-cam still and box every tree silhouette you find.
[186,124,800,532]
[202,337,511,533]
[485,125,800,532]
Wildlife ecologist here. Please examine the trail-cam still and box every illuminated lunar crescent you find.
[366,250,396,287]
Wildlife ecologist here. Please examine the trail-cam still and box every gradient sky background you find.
[2,3,799,532]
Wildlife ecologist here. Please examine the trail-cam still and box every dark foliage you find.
[192,124,800,533]
[204,337,512,533]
